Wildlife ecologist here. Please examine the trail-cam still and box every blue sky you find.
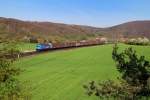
[0,0,150,27]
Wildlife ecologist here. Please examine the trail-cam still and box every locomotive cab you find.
[36,43,53,51]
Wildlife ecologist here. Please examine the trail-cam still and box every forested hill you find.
[0,17,150,43]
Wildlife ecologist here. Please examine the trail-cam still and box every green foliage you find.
[84,44,150,99]
[126,41,150,46]
[112,44,150,87]
[83,80,142,100]
[0,40,30,99]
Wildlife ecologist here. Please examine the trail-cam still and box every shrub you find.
[83,80,142,100]
[112,44,150,87]
[0,40,31,99]
[127,37,150,46]
[84,44,150,99]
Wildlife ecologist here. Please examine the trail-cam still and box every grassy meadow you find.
[17,42,36,51]
[14,44,150,100]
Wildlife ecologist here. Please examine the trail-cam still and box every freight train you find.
[36,38,107,51]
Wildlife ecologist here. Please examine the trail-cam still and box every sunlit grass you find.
[15,44,150,100]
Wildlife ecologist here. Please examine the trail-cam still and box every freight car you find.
[36,38,107,51]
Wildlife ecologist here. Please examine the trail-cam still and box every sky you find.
[0,0,150,27]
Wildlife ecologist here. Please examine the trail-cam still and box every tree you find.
[127,37,150,45]
[0,39,30,99]
[84,44,150,99]
[112,44,150,87]
[83,80,142,100]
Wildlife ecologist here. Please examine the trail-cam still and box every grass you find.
[14,44,150,100]
[17,42,36,51]
[0,42,36,52]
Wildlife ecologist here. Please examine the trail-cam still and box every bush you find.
[126,37,150,46]
[83,80,142,100]
[0,40,31,99]
[112,44,150,87]
[84,44,150,99]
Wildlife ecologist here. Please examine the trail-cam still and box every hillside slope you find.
[107,21,150,38]
[0,17,101,42]
[0,17,150,42]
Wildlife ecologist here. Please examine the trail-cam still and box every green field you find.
[17,43,36,51]
[14,44,150,100]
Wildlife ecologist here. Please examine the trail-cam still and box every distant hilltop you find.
[0,17,150,43]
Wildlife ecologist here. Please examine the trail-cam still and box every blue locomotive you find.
[36,43,53,51]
